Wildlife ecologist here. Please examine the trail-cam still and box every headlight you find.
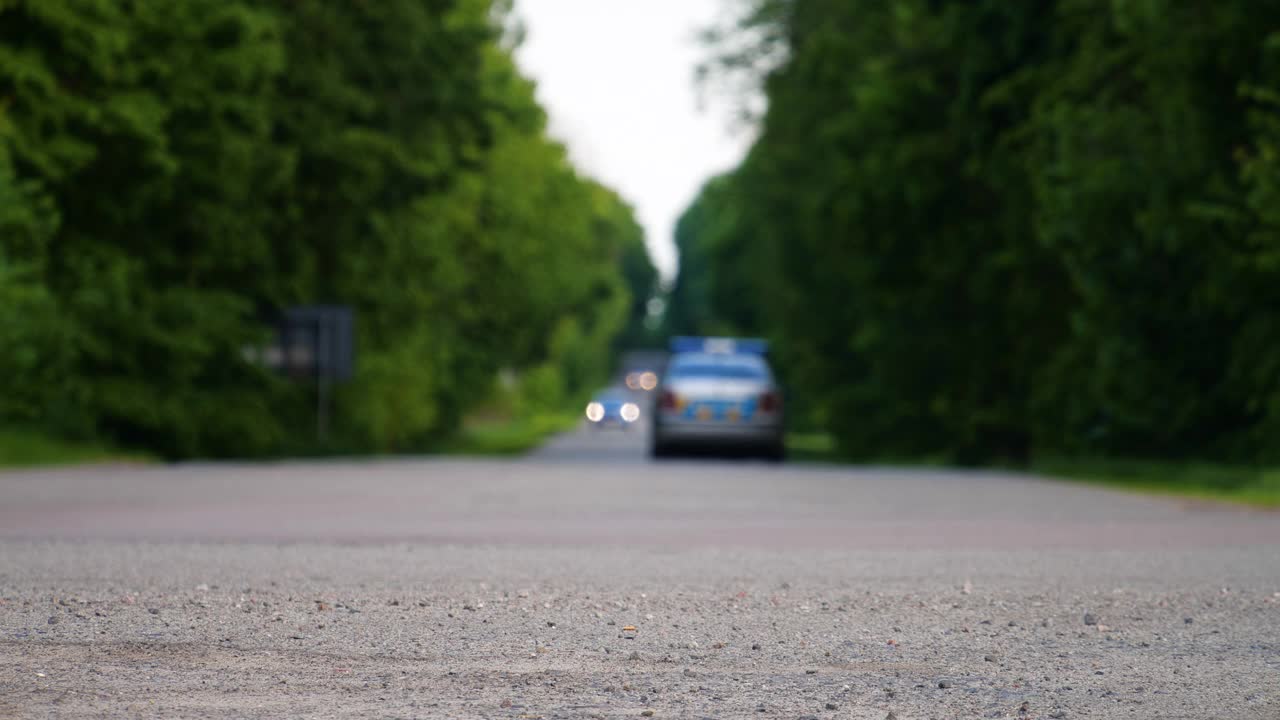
[620,402,640,422]
[639,371,658,391]
[585,402,605,422]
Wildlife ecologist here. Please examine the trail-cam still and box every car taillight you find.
[660,390,677,410]
[759,391,780,413]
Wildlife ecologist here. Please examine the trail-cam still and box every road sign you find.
[244,306,355,440]
[255,306,355,381]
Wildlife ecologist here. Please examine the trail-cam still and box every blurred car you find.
[585,388,642,429]
[624,370,659,392]
[650,337,785,460]
[619,350,667,392]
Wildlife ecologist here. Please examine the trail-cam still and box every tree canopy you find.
[672,0,1280,464]
[0,0,656,458]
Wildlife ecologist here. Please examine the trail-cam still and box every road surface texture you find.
[2,423,1279,719]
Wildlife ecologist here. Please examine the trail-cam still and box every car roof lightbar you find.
[670,336,769,355]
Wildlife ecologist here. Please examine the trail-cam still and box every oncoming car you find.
[585,388,642,429]
[649,337,785,460]
[619,350,667,392]
[624,370,659,392]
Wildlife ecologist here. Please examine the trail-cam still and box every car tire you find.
[763,442,786,463]
[650,427,672,458]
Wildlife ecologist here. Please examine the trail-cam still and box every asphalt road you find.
[2,421,1279,719]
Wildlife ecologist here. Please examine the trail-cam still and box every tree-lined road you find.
[2,426,1279,718]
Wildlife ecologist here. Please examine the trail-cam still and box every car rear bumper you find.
[654,421,782,448]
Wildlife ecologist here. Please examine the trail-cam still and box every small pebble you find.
[46,616,59,625]
[938,680,953,689]
[984,654,997,662]
[1083,612,1098,626]
[752,643,761,650]
[825,702,838,710]
[1183,617,1193,625]
[641,711,654,717]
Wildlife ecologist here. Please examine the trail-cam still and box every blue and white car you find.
[650,337,785,460]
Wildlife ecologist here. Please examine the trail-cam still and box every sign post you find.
[254,306,355,441]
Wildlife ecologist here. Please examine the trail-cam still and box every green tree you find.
[0,0,650,458]
[679,0,1280,463]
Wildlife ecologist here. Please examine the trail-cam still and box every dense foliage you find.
[0,0,655,458]
[674,0,1280,464]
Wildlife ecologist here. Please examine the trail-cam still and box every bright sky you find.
[513,0,751,282]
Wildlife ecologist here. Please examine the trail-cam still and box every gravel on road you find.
[2,542,1278,719]
[2,435,1279,718]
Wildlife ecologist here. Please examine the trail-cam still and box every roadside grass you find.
[784,432,1279,508]
[785,432,838,462]
[441,412,580,456]
[785,432,952,467]
[1,408,581,466]
[1033,457,1280,509]
[0,427,152,469]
